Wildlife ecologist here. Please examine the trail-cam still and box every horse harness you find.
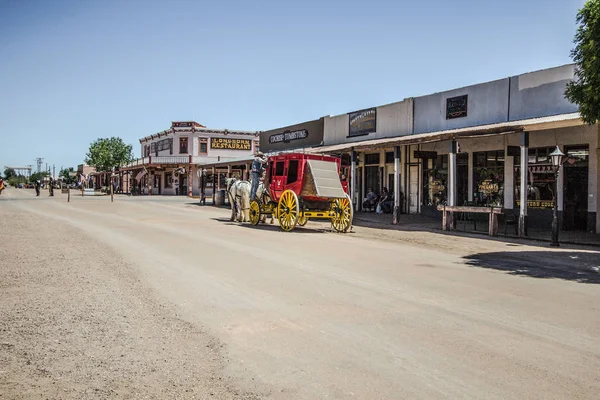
[226,178,250,211]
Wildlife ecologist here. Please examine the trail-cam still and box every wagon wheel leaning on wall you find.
[277,190,299,232]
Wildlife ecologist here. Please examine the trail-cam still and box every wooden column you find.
[212,166,216,204]
[448,141,457,229]
[393,146,400,224]
[350,148,357,210]
[519,132,529,237]
[188,165,194,197]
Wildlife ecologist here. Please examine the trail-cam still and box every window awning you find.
[307,113,582,154]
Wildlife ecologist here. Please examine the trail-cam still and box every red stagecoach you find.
[250,153,353,232]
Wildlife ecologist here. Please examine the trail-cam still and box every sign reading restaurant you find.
[210,138,252,150]
[269,129,309,144]
[348,108,376,137]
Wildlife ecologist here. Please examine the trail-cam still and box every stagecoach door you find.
[270,160,286,200]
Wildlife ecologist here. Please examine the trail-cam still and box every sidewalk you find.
[352,211,600,247]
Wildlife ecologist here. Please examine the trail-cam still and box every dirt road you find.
[1,189,599,399]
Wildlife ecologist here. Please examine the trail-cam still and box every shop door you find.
[563,146,589,230]
[457,153,468,205]
[563,166,588,230]
[180,175,188,196]
[409,165,419,214]
[365,166,380,195]
[156,175,162,195]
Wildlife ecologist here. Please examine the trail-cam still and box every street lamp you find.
[549,146,564,247]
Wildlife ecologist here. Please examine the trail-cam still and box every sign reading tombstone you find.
[269,129,309,144]
[260,118,324,152]
[348,108,376,137]
[210,138,252,150]
[446,95,468,119]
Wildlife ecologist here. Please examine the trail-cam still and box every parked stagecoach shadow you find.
[210,217,239,225]
[235,221,329,234]
[463,251,600,284]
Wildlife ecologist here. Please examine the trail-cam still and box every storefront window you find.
[515,147,556,209]
[179,137,188,154]
[423,155,448,206]
[473,150,504,206]
[165,172,173,188]
[199,138,208,154]
[364,153,380,165]
[385,152,395,164]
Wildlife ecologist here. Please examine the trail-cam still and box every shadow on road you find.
[210,217,332,234]
[463,251,600,284]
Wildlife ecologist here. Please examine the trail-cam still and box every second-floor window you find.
[199,138,208,154]
[179,137,188,154]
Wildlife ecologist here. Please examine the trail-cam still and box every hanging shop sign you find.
[477,179,499,195]
[172,122,193,128]
[414,151,438,159]
[516,200,554,209]
[260,118,324,152]
[429,180,445,194]
[348,108,376,137]
[210,138,252,150]
[446,94,468,119]
[269,129,309,144]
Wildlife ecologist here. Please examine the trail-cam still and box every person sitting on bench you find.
[363,188,378,211]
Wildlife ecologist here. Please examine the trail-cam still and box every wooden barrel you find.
[215,190,225,206]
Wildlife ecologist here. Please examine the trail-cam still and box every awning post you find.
[212,166,216,205]
[350,148,357,209]
[448,141,458,229]
[393,146,401,224]
[519,132,529,237]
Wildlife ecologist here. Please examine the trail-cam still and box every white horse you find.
[225,177,251,222]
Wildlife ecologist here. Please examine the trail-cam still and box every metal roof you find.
[308,112,583,154]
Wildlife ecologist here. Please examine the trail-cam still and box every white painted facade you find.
[310,63,600,235]
[323,99,414,145]
[129,121,259,196]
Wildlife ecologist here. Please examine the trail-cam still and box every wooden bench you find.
[437,205,504,236]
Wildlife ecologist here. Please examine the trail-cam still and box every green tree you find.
[85,137,134,172]
[59,167,76,185]
[565,0,600,124]
[29,171,49,184]
[8,175,27,187]
[3,167,16,180]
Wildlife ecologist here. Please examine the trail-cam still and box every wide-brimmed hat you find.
[256,151,264,157]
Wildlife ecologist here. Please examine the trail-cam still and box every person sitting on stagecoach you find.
[250,151,267,201]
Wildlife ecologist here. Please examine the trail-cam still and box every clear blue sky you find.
[0,0,585,171]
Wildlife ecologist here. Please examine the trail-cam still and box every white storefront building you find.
[123,121,259,196]
[305,64,598,235]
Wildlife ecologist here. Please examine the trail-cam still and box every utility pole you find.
[53,165,55,179]
[35,158,43,174]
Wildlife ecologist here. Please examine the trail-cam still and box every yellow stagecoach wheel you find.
[331,194,353,233]
[277,190,299,232]
[297,213,308,227]
[249,200,261,226]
